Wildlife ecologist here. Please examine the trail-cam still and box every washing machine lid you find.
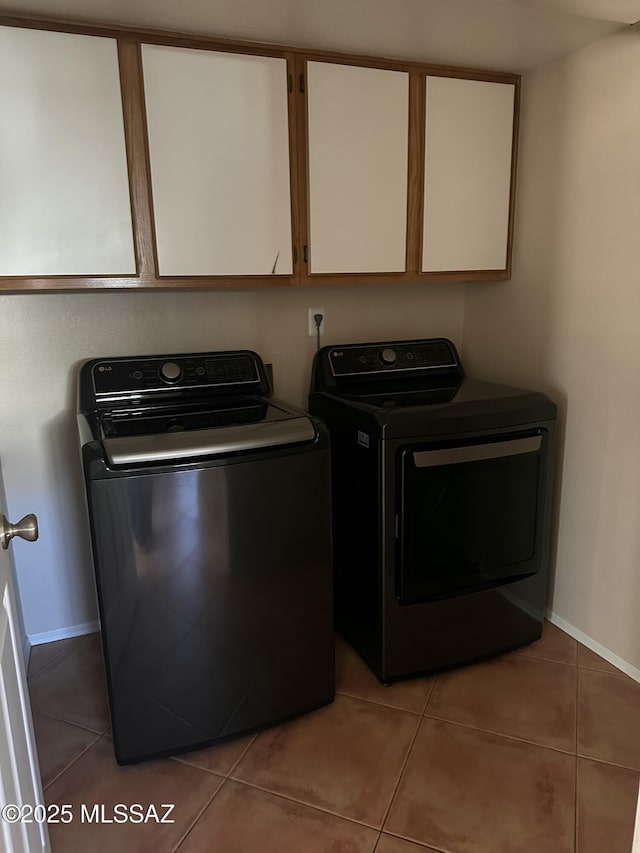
[98,399,316,466]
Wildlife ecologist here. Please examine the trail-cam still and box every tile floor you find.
[27,622,640,853]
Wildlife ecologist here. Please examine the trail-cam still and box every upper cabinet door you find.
[142,45,293,277]
[305,61,409,275]
[422,76,515,273]
[0,26,135,277]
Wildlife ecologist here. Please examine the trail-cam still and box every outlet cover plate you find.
[308,307,325,337]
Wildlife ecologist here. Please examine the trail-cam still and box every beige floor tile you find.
[385,718,575,853]
[336,636,435,714]
[32,712,100,788]
[427,653,577,751]
[377,834,443,852]
[28,637,78,678]
[578,644,624,675]
[233,695,420,827]
[515,619,577,665]
[29,633,110,733]
[178,780,379,853]
[45,737,222,853]
[174,734,255,776]
[578,668,640,770]
[27,619,640,853]
[577,758,640,853]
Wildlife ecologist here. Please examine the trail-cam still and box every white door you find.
[0,492,49,852]
[633,783,640,853]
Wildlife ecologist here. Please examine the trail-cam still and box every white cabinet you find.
[0,19,520,288]
[0,26,135,277]
[142,45,293,277]
[305,61,409,275]
[422,76,515,273]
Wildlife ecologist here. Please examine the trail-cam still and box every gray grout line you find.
[335,691,423,718]
[226,775,382,830]
[423,673,439,715]
[174,732,259,778]
[42,731,103,794]
[421,712,578,758]
[579,665,633,684]
[420,678,436,716]
[378,713,424,835]
[576,753,640,776]
[579,664,627,676]
[382,829,448,851]
[382,830,449,851]
[171,755,226,777]
[27,639,79,681]
[30,708,108,737]
[335,687,426,717]
[226,732,259,776]
[171,775,228,853]
[510,650,578,668]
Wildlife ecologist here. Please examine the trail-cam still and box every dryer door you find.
[397,430,548,605]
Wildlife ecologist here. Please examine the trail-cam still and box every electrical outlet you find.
[308,308,325,337]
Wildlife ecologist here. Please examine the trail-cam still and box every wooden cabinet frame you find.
[0,13,520,292]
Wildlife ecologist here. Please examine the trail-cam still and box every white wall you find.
[463,28,640,669]
[0,283,463,640]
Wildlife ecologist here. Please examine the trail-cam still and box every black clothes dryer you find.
[79,350,334,763]
[309,338,557,683]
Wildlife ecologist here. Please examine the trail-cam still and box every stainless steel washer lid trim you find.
[102,417,316,466]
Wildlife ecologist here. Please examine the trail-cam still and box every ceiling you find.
[1,0,639,72]
[513,0,640,23]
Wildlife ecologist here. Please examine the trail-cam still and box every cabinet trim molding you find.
[118,41,157,280]
[0,13,521,83]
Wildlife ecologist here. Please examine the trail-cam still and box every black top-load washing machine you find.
[78,350,333,764]
[309,338,557,683]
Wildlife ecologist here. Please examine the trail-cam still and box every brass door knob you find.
[1,513,38,550]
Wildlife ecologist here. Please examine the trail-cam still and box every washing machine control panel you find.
[328,339,458,377]
[91,352,260,397]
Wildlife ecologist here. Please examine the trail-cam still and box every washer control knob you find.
[379,348,397,366]
[160,361,182,383]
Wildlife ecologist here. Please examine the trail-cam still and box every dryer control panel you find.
[311,338,464,394]
[326,339,460,378]
[310,338,464,396]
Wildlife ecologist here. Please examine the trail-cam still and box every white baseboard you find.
[28,620,100,647]
[546,609,640,684]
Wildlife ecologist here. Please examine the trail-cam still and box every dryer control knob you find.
[379,348,397,366]
[160,361,182,383]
